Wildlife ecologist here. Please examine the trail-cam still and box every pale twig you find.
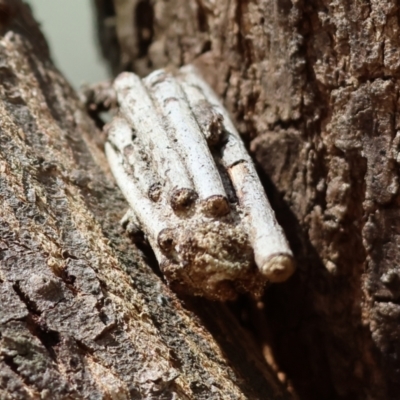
[106,117,161,201]
[105,141,170,258]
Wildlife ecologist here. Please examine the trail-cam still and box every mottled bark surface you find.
[94,0,400,399]
[0,1,291,399]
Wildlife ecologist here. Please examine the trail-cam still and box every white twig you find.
[106,117,161,200]
[228,162,295,282]
[105,142,169,253]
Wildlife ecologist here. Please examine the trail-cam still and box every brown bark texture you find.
[0,1,292,399]
[94,0,400,399]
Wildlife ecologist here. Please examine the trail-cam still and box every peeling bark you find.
[94,0,400,399]
[0,1,290,399]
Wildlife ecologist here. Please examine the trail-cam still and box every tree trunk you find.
[94,1,400,399]
[0,1,290,399]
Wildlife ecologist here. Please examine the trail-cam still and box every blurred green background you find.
[25,0,109,88]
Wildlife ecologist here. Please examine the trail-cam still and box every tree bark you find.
[0,1,290,399]
[94,0,400,399]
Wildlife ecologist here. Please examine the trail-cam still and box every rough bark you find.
[0,1,291,399]
[94,0,400,399]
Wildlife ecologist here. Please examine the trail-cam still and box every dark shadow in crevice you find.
[12,282,41,316]
[169,293,289,399]
[251,162,339,400]
[93,0,121,76]
[128,231,164,281]
[26,316,60,362]
[2,354,19,374]
[135,0,154,58]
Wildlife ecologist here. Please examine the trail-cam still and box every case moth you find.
[105,65,295,301]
